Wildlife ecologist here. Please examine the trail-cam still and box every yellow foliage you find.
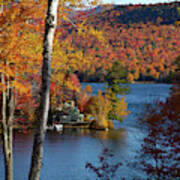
[127,73,134,83]
[11,80,31,94]
[89,27,105,43]
[65,81,80,92]
[134,71,139,80]
[85,89,129,127]
[114,97,129,118]
[85,91,112,128]
[105,88,129,121]
[0,82,6,92]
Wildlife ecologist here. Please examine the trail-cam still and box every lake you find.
[0,83,172,180]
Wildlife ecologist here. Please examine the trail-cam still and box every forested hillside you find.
[86,2,180,26]
[60,1,180,82]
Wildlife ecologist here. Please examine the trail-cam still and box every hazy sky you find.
[102,0,177,5]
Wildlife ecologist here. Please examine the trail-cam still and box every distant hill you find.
[59,2,180,82]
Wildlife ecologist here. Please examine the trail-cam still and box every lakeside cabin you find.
[47,101,89,131]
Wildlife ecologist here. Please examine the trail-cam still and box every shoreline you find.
[81,80,173,84]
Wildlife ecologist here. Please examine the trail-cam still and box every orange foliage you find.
[127,73,134,83]
[0,1,44,125]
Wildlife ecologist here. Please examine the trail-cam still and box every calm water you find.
[0,83,171,180]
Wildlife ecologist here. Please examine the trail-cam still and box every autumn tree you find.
[0,2,16,180]
[28,0,101,179]
[0,1,44,180]
[105,61,129,122]
[28,0,60,179]
[138,57,180,179]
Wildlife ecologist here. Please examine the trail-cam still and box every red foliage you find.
[68,73,80,88]
[139,83,180,179]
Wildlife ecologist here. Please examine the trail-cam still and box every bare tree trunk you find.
[28,1,59,180]
[1,72,14,180]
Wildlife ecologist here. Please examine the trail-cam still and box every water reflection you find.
[89,128,126,142]
[46,128,127,145]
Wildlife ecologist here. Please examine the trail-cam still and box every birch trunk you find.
[1,4,14,179]
[1,73,14,180]
[28,1,59,179]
